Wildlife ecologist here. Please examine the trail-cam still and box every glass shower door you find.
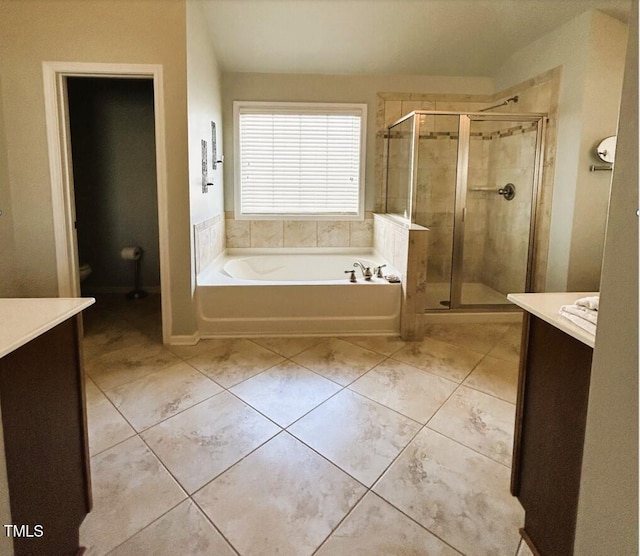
[386,115,415,219]
[455,116,542,307]
[413,113,459,310]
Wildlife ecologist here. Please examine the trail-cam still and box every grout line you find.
[83,302,522,554]
[103,498,187,555]
[189,497,242,556]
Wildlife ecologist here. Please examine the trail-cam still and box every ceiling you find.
[200,0,632,76]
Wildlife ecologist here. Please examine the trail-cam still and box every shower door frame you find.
[451,112,546,311]
[389,110,546,311]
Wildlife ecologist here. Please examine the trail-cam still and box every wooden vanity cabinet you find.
[511,314,594,556]
[0,315,91,556]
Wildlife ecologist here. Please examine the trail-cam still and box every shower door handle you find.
[462,207,467,222]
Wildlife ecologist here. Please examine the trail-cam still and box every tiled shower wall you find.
[415,124,460,287]
[376,66,560,294]
[473,125,538,295]
[373,214,428,340]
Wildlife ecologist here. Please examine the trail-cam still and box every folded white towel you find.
[575,296,599,311]
[560,304,598,325]
[559,307,597,335]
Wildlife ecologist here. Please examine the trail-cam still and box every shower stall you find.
[386,110,545,311]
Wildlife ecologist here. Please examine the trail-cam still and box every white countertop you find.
[0,298,95,358]
[507,292,598,348]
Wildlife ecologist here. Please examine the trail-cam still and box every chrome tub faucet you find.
[353,262,373,280]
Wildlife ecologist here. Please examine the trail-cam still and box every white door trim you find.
[42,61,172,343]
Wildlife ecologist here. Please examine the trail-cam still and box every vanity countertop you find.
[507,292,598,348]
[0,298,95,358]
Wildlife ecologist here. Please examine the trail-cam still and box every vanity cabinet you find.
[0,299,94,556]
[508,293,596,556]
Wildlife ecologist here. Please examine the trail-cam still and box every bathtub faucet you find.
[344,270,357,283]
[353,262,373,280]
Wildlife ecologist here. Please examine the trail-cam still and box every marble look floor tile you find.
[231,360,341,427]
[188,339,284,388]
[291,338,386,386]
[340,335,407,356]
[374,429,523,556]
[250,336,324,357]
[82,323,151,360]
[464,355,519,403]
[349,359,457,424]
[392,337,485,383]
[85,378,135,455]
[428,386,516,466]
[195,432,365,556]
[423,323,510,354]
[85,342,182,391]
[166,338,234,360]
[316,492,461,556]
[104,361,222,431]
[517,538,536,556]
[79,436,186,556]
[109,500,235,556]
[488,324,522,362]
[289,389,420,486]
[141,391,279,493]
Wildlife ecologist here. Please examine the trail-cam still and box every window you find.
[234,102,367,219]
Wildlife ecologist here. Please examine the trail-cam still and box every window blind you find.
[237,106,364,216]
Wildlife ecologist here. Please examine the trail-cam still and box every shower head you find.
[480,95,519,112]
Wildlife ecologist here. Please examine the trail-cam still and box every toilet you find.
[79,263,92,282]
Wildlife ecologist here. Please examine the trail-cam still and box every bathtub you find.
[196,248,401,337]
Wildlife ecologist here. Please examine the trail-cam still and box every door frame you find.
[42,61,171,343]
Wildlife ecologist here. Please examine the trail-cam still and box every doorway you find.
[43,62,171,343]
[66,77,160,298]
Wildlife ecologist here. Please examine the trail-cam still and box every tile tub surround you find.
[80,294,527,555]
[225,211,375,248]
[194,214,225,275]
[374,213,428,340]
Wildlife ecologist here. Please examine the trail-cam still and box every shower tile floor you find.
[425,282,512,309]
[79,294,531,556]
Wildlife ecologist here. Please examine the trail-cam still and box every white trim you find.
[233,101,367,221]
[168,333,201,346]
[42,61,172,344]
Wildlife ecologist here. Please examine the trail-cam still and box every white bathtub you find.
[196,248,402,337]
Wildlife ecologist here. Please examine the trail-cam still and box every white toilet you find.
[79,263,92,282]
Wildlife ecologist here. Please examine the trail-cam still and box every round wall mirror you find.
[596,136,617,164]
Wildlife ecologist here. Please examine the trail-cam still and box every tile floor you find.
[79,294,533,556]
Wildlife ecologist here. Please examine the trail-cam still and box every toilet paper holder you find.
[121,246,147,299]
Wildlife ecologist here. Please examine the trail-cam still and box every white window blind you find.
[235,103,366,218]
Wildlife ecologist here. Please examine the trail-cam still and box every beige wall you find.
[187,0,226,279]
[0,0,196,336]
[0,79,16,296]
[494,10,628,292]
[574,4,638,552]
[567,11,628,290]
[187,0,225,226]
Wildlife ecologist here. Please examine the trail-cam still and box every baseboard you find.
[81,285,162,295]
